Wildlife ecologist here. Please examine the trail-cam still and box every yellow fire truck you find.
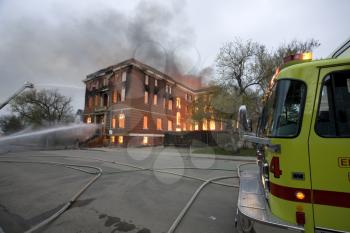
[236,38,350,233]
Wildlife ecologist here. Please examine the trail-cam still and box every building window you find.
[111,136,115,143]
[143,116,148,129]
[176,112,181,125]
[119,114,125,128]
[102,93,108,107]
[176,97,181,109]
[163,98,166,108]
[113,90,117,103]
[220,121,223,131]
[95,95,99,106]
[145,75,149,85]
[168,99,173,110]
[182,123,186,131]
[88,97,93,108]
[189,123,193,131]
[194,122,199,131]
[144,91,149,104]
[209,120,215,130]
[166,85,172,94]
[202,119,208,130]
[157,118,162,130]
[168,120,173,131]
[87,117,92,124]
[186,93,192,101]
[103,78,108,86]
[155,79,158,87]
[153,94,157,105]
[112,117,116,128]
[118,136,123,144]
[122,72,126,82]
[143,136,148,145]
[121,87,126,101]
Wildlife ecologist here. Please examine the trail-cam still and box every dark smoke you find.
[0,0,207,110]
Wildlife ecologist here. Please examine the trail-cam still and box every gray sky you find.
[0,0,349,113]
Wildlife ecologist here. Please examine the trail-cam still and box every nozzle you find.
[24,81,34,89]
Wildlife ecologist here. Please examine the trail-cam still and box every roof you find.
[84,58,204,93]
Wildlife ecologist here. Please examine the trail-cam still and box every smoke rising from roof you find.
[0,0,209,110]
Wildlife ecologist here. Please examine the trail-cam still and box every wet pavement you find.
[0,147,254,233]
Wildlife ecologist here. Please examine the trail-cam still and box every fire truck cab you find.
[236,39,350,233]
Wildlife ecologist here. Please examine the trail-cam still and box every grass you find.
[191,146,255,156]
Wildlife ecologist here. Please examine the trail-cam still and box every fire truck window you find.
[269,80,306,137]
[316,71,350,137]
[258,85,276,137]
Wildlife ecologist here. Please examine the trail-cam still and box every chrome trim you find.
[315,227,350,233]
[243,135,271,144]
[243,134,281,153]
[237,163,304,232]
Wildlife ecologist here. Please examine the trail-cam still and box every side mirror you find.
[237,105,252,132]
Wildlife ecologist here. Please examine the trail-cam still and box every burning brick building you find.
[83,58,223,146]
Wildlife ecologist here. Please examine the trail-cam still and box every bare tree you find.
[215,38,321,96]
[215,38,267,95]
[11,89,74,126]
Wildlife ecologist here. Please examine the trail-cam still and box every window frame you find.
[118,113,125,129]
[143,115,148,129]
[144,91,149,104]
[314,70,350,138]
[261,78,307,139]
[153,94,157,105]
[156,118,162,130]
[121,87,126,102]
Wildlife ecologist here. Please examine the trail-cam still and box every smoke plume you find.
[0,0,207,110]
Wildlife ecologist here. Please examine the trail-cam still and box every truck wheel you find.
[238,216,255,233]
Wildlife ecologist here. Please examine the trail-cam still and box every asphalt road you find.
[0,147,254,233]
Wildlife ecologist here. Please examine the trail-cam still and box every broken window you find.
[168,120,173,131]
[153,94,157,105]
[143,116,148,129]
[176,97,181,109]
[144,91,149,104]
[119,114,125,128]
[157,118,162,130]
[121,87,126,101]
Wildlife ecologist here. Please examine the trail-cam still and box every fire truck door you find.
[309,67,350,232]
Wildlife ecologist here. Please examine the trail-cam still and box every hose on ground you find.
[0,153,243,232]
[167,175,238,233]
[0,154,240,188]
[0,160,102,233]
